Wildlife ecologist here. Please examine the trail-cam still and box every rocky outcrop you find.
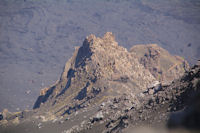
[0,33,195,133]
[33,32,155,117]
[0,109,23,127]
[33,33,191,122]
[130,44,190,83]
[100,64,200,133]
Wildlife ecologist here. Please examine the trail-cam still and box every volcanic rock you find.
[33,32,155,117]
[102,64,200,133]
[130,44,189,83]
[0,33,195,133]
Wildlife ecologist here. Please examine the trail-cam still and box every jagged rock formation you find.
[83,62,200,133]
[0,33,194,133]
[130,44,190,83]
[33,32,155,116]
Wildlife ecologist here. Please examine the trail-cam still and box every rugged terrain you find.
[1,0,200,111]
[33,32,155,116]
[130,44,190,82]
[1,33,198,133]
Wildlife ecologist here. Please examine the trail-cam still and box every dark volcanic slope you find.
[0,0,200,111]
[81,60,200,133]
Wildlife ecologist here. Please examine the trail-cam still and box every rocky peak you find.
[0,33,194,133]
[32,33,189,124]
[33,33,155,115]
[83,32,118,49]
[83,34,96,46]
[103,32,116,42]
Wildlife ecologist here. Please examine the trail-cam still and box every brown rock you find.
[33,32,155,116]
[130,44,189,82]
